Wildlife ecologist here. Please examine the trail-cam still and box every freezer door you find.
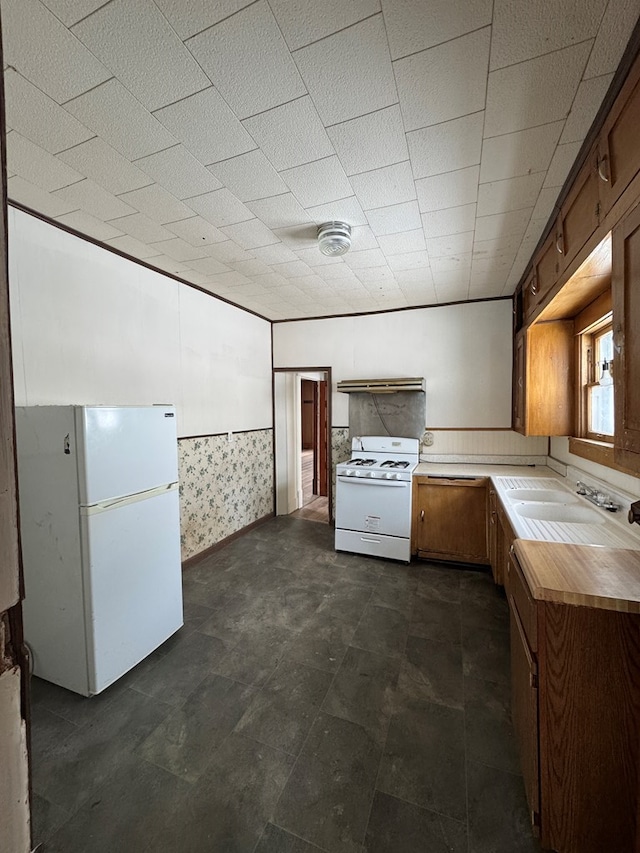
[77,406,179,504]
[81,487,183,694]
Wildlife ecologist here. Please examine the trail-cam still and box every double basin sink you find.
[505,487,605,525]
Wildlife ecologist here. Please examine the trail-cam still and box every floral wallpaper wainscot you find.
[331,427,350,515]
[178,429,274,561]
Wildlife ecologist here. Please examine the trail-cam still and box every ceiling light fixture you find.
[317,221,351,256]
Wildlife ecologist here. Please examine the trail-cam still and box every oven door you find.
[335,475,412,538]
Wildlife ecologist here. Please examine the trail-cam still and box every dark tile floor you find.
[32,517,540,853]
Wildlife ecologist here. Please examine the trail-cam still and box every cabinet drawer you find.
[507,551,538,652]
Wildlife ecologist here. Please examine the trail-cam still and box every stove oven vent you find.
[337,377,425,394]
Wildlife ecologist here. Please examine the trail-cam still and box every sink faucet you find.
[576,481,620,512]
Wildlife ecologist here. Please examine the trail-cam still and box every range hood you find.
[337,377,425,394]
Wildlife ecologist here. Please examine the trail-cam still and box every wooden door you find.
[525,229,560,323]
[597,57,640,215]
[558,144,600,271]
[612,201,640,472]
[509,594,540,835]
[414,477,489,564]
[488,488,498,581]
[300,379,314,450]
[314,379,328,497]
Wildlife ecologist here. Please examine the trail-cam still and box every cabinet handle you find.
[420,509,424,522]
[597,155,609,183]
[613,324,623,355]
[556,233,564,255]
[530,278,538,295]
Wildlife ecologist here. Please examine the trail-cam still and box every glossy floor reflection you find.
[31,517,539,852]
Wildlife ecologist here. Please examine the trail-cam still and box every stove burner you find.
[346,458,377,466]
[380,460,410,469]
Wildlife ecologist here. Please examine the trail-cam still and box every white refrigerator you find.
[16,405,184,696]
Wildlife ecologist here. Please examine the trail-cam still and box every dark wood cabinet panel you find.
[598,57,640,216]
[525,230,561,323]
[413,477,489,564]
[512,330,526,433]
[613,201,640,473]
[558,145,601,272]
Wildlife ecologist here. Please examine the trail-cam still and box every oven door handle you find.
[337,477,408,487]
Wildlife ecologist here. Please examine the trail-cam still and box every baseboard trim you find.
[181,512,275,570]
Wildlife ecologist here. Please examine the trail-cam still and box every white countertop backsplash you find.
[414,458,640,550]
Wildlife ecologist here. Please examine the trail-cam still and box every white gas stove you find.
[335,436,419,563]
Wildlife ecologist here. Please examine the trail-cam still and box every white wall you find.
[550,437,640,494]
[8,208,272,436]
[272,300,513,428]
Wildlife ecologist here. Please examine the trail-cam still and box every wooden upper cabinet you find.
[512,330,526,433]
[558,145,601,271]
[612,200,640,473]
[597,56,640,216]
[524,228,560,322]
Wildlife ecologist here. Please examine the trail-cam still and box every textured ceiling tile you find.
[294,246,342,267]
[416,166,479,213]
[186,1,305,119]
[251,243,299,265]
[366,200,421,236]
[153,0,255,39]
[343,248,387,269]
[119,184,194,224]
[530,187,561,222]
[407,112,483,180]
[281,157,353,208]
[146,254,190,274]
[187,255,232,276]
[433,268,470,289]
[474,207,533,242]
[146,237,209,262]
[6,131,83,192]
[395,28,490,132]
[479,121,564,183]
[40,0,111,27]
[477,172,545,217]
[5,69,94,155]
[355,266,396,283]
[134,146,222,199]
[426,231,474,258]
[319,263,360,281]
[220,219,280,249]
[294,15,396,126]
[382,0,492,60]
[233,259,272,277]
[246,194,311,229]
[560,73,614,143]
[8,175,79,217]
[272,224,318,249]
[206,240,255,264]
[58,137,151,195]
[327,105,408,176]
[307,195,368,228]
[72,0,209,111]
[163,216,227,246]
[377,229,426,255]
[269,0,380,50]
[66,79,178,160]
[420,202,476,238]
[584,0,640,77]
[473,233,523,258]
[242,97,334,172]
[490,0,606,71]
[3,0,110,103]
[251,272,291,289]
[106,212,175,243]
[154,88,255,165]
[181,188,253,227]
[430,253,472,272]
[269,260,314,279]
[55,209,124,241]
[543,141,582,188]
[54,178,136,219]
[485,42,592,137]
[386,250,430,271]
[105,234,163,260]
[350,161,416,211]
[209,150,288,202]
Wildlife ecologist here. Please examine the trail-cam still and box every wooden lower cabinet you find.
[494,498,515,586]
[412,476,489,564]
[507,551,640,852]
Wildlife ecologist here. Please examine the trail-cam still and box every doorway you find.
[273,367,331,524]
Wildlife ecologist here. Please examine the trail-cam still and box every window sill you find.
[568,437,637,476]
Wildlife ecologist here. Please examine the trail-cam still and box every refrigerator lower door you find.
[80,486,183,695]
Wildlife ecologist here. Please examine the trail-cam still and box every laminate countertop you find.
[513,538,640,613]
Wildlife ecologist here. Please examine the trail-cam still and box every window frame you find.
[582,318,614,442]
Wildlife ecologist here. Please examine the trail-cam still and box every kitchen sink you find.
[506,488,578,504]
[514,503,605,524]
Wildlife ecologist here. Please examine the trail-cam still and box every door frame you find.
[272,366,332,522]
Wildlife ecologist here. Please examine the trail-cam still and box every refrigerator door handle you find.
[80,481,178,515]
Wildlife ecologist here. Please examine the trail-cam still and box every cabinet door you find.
[512,330,526,433]
[488,489,498,581]
[509,594,541,835]
[558,145,600,271]
[613,201,640,472]
[598,58,640,215]
[524,229,560,323]
[415,478,488,564]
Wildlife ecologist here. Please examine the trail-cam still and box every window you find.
[579,311,614,442]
